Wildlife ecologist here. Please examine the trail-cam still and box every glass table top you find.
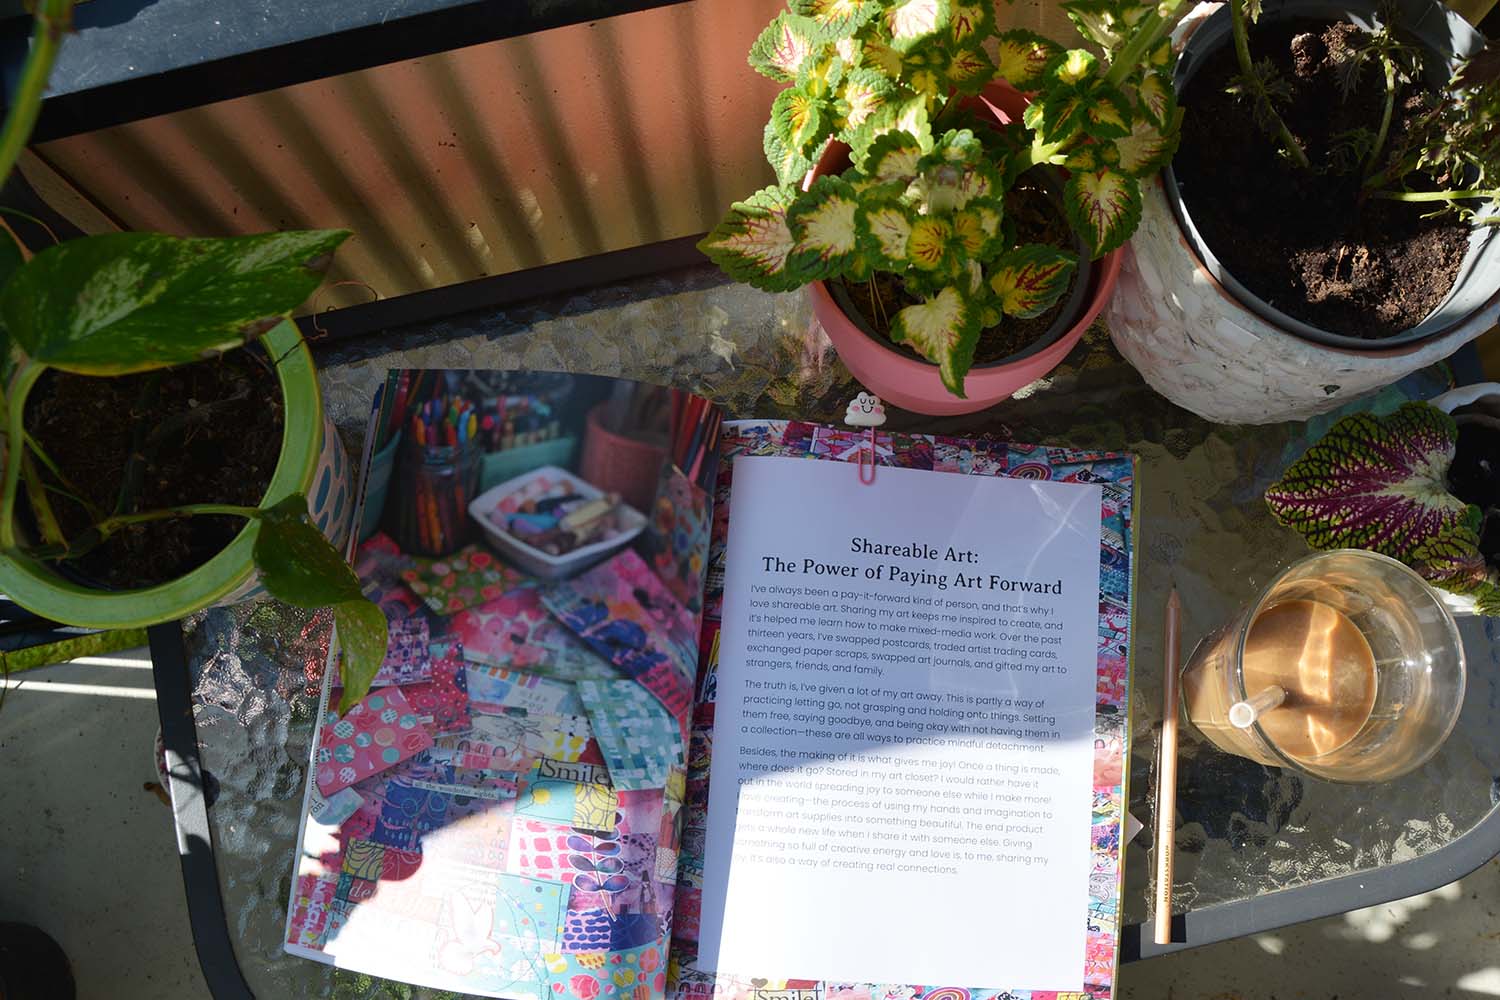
[175,263,1500,996]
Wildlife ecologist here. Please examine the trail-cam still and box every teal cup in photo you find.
[359,430,402,541]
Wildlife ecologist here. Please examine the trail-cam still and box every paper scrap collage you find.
[284,371,714,998]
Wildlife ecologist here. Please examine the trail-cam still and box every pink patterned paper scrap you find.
[315,687,434,796]
[287,873,339,949]
[403,642,472,736]
[445,586,620,682]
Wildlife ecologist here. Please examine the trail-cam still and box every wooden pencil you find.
[1154,587,1182,946]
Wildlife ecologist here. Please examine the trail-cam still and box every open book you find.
[284,370,1136,1000]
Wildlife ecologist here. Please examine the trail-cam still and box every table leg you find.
[149,621,256,1000]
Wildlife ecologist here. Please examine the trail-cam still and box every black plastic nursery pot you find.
[1164,0,1500,350]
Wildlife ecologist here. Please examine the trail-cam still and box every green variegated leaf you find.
[1149,37,1174,69]
[792,0,877,39]
[2,230,348,376]
[995,29,1063,90]
[1053,49,1099,86]
[1064,142,1121,171]
[1083,83,1132,139]
[858,197,915,267]
[252,494,388,713]
[948,0,996,45]
[952,203,1003,257]
[836,67,896,130]
[902,266,957,300]
[887,285,980,396]
[953,160,1000,209]
[946,45,997,95]
[1264,404,1471,561]
[1115,110,1182,177]
[773,88,833,153]
[698,185,803,292]
[849,94,932,161]
[1061,0,1147,51]
[928,127,984,166]
[858,21,905,76]
[884,0,950,53]
[862,128,925,184]
[989,244,1078,318]
[1023,87,1088,144]
[906,216,955,273]
[1408,515,1500,605]
[835,34,863,66]
[1063,168,1142,257]
[1244,0,1263,21]
[764,120,816,186]
[787,175,862,280]
[749,13,821,82]
[1138,71,1174,125]
[846,253,875,283]
[796,52,847,96]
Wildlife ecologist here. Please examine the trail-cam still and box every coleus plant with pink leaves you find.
[699,0,1186,396]
[1266,403,1500,613]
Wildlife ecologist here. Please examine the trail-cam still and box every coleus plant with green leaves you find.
[701,0,1185,396]
[1265,402,1500,613]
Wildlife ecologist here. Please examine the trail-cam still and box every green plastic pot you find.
[0,321,331,628]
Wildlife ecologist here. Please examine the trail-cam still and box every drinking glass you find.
[1180,549,1464,783]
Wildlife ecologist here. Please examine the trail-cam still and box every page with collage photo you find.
[283,370,722,998]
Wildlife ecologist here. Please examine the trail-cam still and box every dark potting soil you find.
[835,171,1078,365]
[1448,419,1500,564]
[1173,20,1470,339]
[24,347,285,590]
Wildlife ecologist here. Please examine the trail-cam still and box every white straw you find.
[1230,684,1287,729]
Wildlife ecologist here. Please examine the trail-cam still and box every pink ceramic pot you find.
[808,81,1123,416]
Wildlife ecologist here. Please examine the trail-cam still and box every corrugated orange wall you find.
[25,0,1084,308]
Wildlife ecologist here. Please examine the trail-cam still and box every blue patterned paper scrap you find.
[576,679,684,792]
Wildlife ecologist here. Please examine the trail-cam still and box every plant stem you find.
[92,503,262,540]
[24,430,100,521]
[20,451,62,546]
[0,0,74,191]
[1229,0,1310,169]
[1102,1,1182,90]
[1363,53,1397,178]
[0,361,45,552]
[1372,188,1498,202]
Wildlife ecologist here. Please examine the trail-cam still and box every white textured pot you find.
[1105,179,1500,425]
[1107,0,1500,426]
[1431,383,1500,616]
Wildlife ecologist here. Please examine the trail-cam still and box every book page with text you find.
[696,454,1103,990]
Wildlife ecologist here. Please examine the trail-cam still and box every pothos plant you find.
[1229,0,1500,222]
[700,0,1185,396]
[0,0,386,711]
[1265,402,1500,613]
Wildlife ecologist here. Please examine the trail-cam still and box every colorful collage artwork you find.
[286,413,702,998]
[668,421,1135,1000]
[288,384,1131,1000]
[287,528,692,998]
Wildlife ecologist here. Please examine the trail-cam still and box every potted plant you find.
[0,1,386,710]
[1107,0,1500,424]
[1264,399,1500,614]
[698,0,1185,415]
